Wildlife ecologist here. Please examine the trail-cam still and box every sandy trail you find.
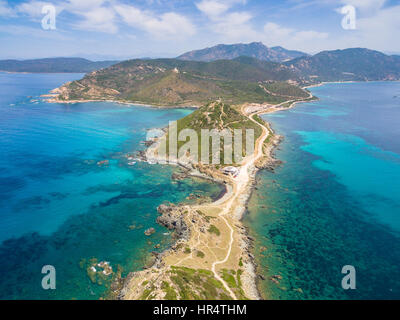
[144,104,271,300]
[209,107,270,300]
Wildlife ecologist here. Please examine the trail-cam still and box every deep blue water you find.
[0,73,222,299]
[245,82,400,299]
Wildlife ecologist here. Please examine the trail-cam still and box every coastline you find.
[238,80,400,300]
[46,98,201,109]
[116,101,287,300]
[43,91,201,109]
[45,78,314,300]
[42,76,320,300]
[116,80,394,300]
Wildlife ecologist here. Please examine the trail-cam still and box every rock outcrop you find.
[156,204,190,241]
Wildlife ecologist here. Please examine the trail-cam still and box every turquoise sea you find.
[244,82,400,299]
[0,73,223,299]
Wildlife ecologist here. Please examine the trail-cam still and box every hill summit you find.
[178,42,308,63]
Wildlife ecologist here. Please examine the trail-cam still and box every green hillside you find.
[285,48,400,82]
[169,101,261,165]
[53,47,400,106]
[55,58,307,106]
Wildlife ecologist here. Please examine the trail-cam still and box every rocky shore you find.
[156,204,190,241]
[116,104,285,301]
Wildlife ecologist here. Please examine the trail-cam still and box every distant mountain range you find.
[3,45,400,84]
[51,46,400,106]
[178,42,308,63]
[4,44,400,107]
[0,58,118,73]
[284,48,400,81]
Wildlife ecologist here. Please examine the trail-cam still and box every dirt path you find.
[208,106,270,300]
[134,102,273,301]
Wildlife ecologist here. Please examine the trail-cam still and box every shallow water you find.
[0,73,223,299]
[244,82,400,299]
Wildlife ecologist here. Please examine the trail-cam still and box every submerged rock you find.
[144,227,156,236]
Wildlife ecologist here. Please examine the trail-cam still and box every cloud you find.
[114,4,196,38]
[195,0,255,40]
[354,4,400,49]
[17,1,64,18]
[72,6,117,33]
[196,0,247,20]
[0,0,14,17]
[60,0,118,33]
[196,0,231,19]
[339,0,386,13]
[263,22,328,48]
[67,0,108,11]
[330,0,400,51]
[212,11,257,40]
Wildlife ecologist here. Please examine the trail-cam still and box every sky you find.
[0,0,399,60]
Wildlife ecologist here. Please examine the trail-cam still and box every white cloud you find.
[0,0,14,17]
[196,0,248,20]
[263,22,292,39]
[195,0,256,40]
[17,1,64,18]
[114,4,195,38]
[73,6,117,33]
[212,11,257,40]
[62,0,118,33]
[196,0,231,19]
[339,0,386,13]
[354,4,400,50]
[3,0,196,37]
[263,22,328,48]
[67,0,108,11]
[330,1,400,52]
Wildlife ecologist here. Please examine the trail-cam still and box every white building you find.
[222,166,240,178]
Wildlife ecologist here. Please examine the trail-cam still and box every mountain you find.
[52,58,309,106]
[0,58,119,73]
[50,47,400,106]
[285,48,400,81]
[177,42,308,63]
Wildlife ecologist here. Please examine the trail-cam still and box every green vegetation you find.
[196,210,214,222]
[57,58,310,105]
[221,269,248,300]
[162,281,177,300]
[285,48,400,82]
[263,81,309,98]
[169,266,232,300]
[196,250,205,258]
[164,101,262,165]
[208,225,221,236]
[184,247,191,254]
[140,284,155,300]
[253,114,265,126]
